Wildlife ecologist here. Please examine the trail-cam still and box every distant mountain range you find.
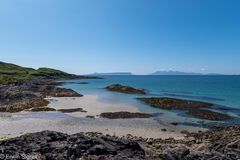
[90,72,133,75]
[151,71,201,75]
[88,71,230,76]
[151,71,224,75]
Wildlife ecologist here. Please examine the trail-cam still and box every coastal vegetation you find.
[0,61,79,84]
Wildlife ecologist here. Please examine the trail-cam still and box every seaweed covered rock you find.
[100,112,152,119]
[106,84,146,94]
[138,97,231,121]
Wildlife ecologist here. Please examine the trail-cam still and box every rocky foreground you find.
[138,97,231,121]
[0,126,240,160]
[0,131,145,160]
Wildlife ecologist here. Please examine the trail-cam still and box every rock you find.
[44,87,83,97]
[0,131,145,160]
[29,107,56,112]
[181,130,189,135]
[138,97,213,110]
[106,84,146,94]
[100,112,152,119]
[171,122,178,126]
[135,125,240,160]
[0,79,83,112]
[187,109,231,121]
[160,145,190,160]
[86,115,95,118]
[161,129,167,132]
[138,97,231,121]
[58,108,87,113]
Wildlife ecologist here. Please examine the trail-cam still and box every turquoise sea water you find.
[62,75,240,126]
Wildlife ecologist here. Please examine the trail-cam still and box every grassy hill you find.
[0,61,77,84]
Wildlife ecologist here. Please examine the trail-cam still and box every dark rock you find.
[138,125,240,160]
[58,108,87,113]
[171,122,178,126]
[138,97,231,121]
[138,97,213,110]
[44,87,83,97]
[0,79,83,112]
[29,107,56,112]
[106,84,146,94]
[180,130,189,134]
[187,109,231,121]
[0,131,145,160]
[100,112,152,119]
[161,129,167,132]
[86,115,95,118]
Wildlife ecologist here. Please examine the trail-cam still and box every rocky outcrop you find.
[187,108,230,121]
[138,97,231,121]
[100,112,152,119]
[106,84,146,94]
[0,131,145,160]
[137,125,240,160]
[138,97,213,110]
[44,87,82,97]
[27,107,87,113]
[0,79,82,112]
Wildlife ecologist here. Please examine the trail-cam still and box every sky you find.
[0,0,240,75]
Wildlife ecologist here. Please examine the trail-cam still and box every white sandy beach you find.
[0,95,206,139]
[46,95,140,118]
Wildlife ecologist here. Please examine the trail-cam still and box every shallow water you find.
[61,75,240,126]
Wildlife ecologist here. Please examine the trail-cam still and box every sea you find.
[61,75,240,127]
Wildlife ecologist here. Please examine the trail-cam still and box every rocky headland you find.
[106,84,146,94]
[138,97,231,121]
[0,61,100,113]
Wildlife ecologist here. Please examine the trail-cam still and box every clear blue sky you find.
[0,0,239,74]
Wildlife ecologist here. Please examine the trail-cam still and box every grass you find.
[0,61,75,84]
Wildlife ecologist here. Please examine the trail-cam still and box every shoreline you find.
[0,95,207,139]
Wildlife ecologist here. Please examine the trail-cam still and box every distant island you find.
[87,71,227,76]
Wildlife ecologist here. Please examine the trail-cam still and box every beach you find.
[0,95,206,139]
[0,63,240,159]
